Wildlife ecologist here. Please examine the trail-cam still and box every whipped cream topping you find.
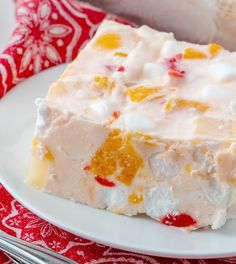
[161,40,181,57]
[208,62,236,82]
[35,98,49,135]
[44,20,236,141]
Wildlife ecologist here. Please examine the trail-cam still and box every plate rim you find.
[2,177,236,260]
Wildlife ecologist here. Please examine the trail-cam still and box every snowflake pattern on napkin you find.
[0,0,129,98]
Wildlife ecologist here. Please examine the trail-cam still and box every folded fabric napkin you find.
[0,0,235,263]
[0,0,130,98]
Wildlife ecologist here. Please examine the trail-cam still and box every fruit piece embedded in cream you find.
[28,20,236,230]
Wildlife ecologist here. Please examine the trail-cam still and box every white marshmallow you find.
[125,112,156,132]
[209,62,236,82]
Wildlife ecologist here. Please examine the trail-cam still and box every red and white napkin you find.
[0,1,235,263]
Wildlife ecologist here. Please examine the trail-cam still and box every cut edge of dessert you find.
[27,20,236,230]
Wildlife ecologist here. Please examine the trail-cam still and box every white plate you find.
[1,65,236,259]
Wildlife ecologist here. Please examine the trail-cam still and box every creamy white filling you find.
[212,209,227,230]
[144,185,177,219]
[102,185,128,211]
[149,153,180,179]
[35,142,47,161]
[201,177,232,208]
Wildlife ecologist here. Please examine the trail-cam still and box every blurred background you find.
[86,0,236,51]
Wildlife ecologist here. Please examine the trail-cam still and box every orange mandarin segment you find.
[165,98,211,112]
[165,98,174,112]
[183,48,207,59]
[116,136,144,185]
[47,82,68,99]
[200,146,209,154]
[90,129,121,177]
[133,133,156,147]
[134,132,153,140]
[31,139,54,161]
[184,165,192,174]
[94,75,115,90]
[209,43,224,57]
[114,51,128,57]
[230,179,236,186]
[127,86,162,102]
[44,148,55,161]
[128,192,144,204]
[32,138,39,147]
[90,130,143,186]
[94,33,122,50]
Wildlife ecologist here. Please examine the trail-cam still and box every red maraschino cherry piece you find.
[112,111,121,119]
[117,66,125,72]
[168,69,186,78]
[95,175,116,187]
[161,213,197,227]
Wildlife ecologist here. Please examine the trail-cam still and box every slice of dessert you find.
[27,20,236,230]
